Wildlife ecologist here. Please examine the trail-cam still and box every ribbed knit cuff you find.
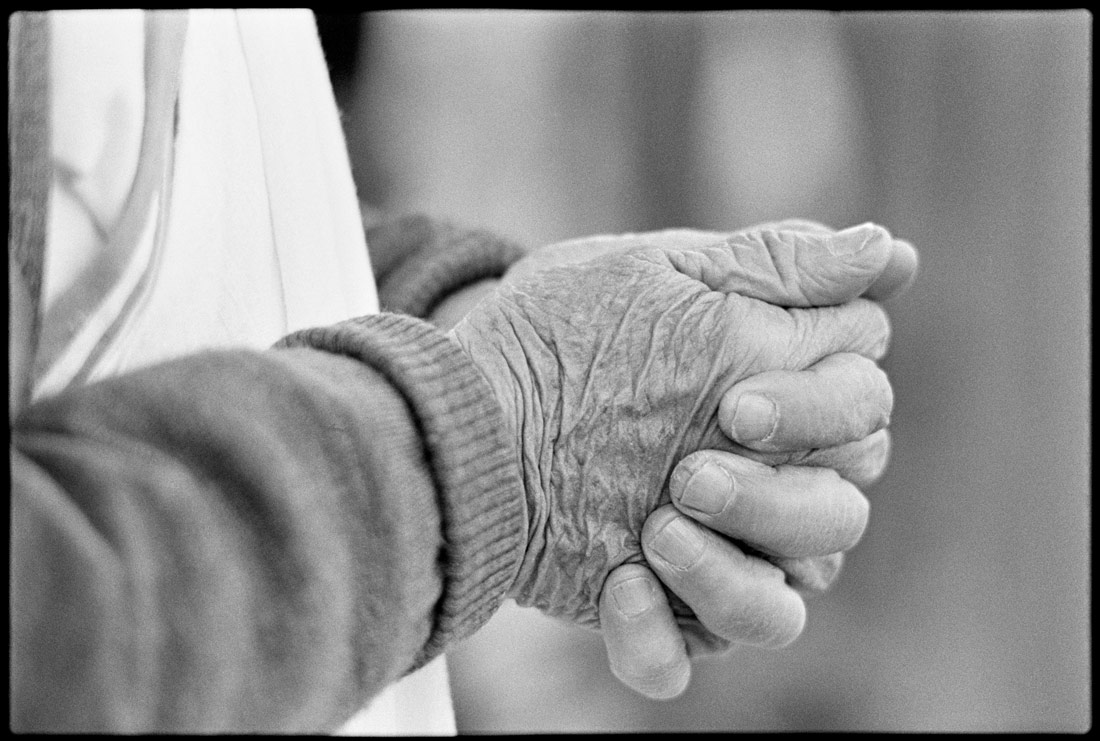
[371,214,526,319]
[276,313,525,664]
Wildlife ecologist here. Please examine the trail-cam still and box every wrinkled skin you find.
[451,231,890,627]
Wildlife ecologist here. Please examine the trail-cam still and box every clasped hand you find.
[450,220,918,699]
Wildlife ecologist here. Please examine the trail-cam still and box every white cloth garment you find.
[38,9,455,735]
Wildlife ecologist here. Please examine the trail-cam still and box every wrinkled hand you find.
[496,220,917,699]
[451,222,911,646]
[504,218,917,305]
[602,370,894,698]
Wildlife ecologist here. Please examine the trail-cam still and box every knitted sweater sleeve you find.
[10,313,525,734]
[366,213,526,319]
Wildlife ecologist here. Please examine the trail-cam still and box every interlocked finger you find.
[784,298,893,366]
[668,451,870,559]
[599,564,691,700]
[723,297,892,379]
[793,428,892,490]
[719,353,893,452]
[770,552,846,595]
[641,505,807,649]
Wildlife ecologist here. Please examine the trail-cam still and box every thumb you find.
[864,236,919,302]
[667,222,906,307]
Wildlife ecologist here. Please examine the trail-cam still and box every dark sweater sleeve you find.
[9,313,525,734]
[366,213,526,319]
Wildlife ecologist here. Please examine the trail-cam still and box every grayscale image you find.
[9,9,1089,734]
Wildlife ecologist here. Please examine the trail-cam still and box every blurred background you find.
[319,10,1090,733]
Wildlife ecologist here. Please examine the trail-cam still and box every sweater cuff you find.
[276,313,525,664]
[369,214,526,319]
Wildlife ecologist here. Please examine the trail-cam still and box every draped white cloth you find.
[38,9,455,735]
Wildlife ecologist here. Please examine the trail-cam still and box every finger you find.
[599,564,691,700]
[783,297,893,365]
[737,220,917,303]
[641,505,807,648]
[732,427,892,490]
[734,220,918,303]
[668,451,869,558]
[864,237,920,302]
[667,222,896,307]
[770,552,846,595]
[718,353,893,451]
[736,297,892,374]
[658,589,738,660]
[788,428,892,490]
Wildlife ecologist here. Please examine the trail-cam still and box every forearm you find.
[10,314,524,733]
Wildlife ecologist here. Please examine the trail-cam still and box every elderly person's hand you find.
[450,222,915,683]
[492,220,917,698]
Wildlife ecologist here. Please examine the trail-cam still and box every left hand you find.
[504,219,917,305]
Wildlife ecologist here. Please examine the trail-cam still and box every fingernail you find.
[611,577,655,618]
[669,463,694,501]
[678,464,734,515]
[650,517,705,570]
[729,393,777,443]
[828,223,880,256]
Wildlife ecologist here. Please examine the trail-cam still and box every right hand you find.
[600,370,895,698]
[450,222,903,632]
